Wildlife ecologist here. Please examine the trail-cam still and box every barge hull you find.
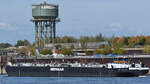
[5,66,149,77]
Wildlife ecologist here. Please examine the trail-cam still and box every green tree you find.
[101,46,112,55]
[145,36,150,45]
[15,40,24,47]
[24,40,31,46]
[56,36,77,43]
[40,49,53,55]
[112,47,126,55]
[95,33,104,42]
[144,45,150,54]
[94,49,101,54]
[85,50,91,55]
[110,37,119,47]
[128,37,137,47]
[124,37,129,45]
[80,36,89,49]
[0,43,12,49]
[15,40,31,47]
[60,47,73,55]
[139,37,145,45]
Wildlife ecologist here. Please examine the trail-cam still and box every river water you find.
[0,75,150,84]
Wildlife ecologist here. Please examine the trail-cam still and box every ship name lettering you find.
[50,68,64,71]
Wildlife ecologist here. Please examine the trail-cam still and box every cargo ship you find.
[5,61,149,77]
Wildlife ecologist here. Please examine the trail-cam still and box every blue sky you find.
[0,0,150,44]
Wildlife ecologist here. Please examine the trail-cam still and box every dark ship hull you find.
[5,66,149,77]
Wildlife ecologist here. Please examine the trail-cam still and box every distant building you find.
[122,48,144,55]
[45,42,108,49]
[17,46,26,49]
[72,48,145,55]
[5,47,17,50]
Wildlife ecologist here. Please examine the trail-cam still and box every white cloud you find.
[0,22,15,30]
[109,23,123,31]
[110,23,122,28]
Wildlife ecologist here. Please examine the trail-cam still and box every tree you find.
[116,37,126,47]
[94,49,101,54]
[128,37,137,47]
[40,49,53,55]
[145,36,150,45]
[24,40,31,46]
[85,50,91,55]
[55,36,77,43]
[112,47,126,55]
[124,37,129,45]
[110,37,119,47]
[138,36,145,45]
[95,33,104,42]
[15,40,31,47]
[60,47,73,55]
[0,43,12,49]
[128,36,145,47]
[144,45,150,54]
[80,36,88,49]
[101,46,112,55]
[15,40,24,47]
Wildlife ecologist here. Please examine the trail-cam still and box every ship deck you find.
[9,55,150,68]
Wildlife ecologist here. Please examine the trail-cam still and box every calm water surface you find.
[0,75,150,84]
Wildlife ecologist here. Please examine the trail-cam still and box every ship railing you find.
[11,55,150,60]
[8,62,107,68]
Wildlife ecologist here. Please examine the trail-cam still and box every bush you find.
[144,45,150,54]
[94,49,101,54]
[101,46,112,55]
[60,47,73,55]
[40,49,53,55]
[112,47,126,55]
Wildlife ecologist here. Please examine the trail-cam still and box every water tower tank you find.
[32,2,58,18]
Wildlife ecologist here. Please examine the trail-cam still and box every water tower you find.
[31,2,59,48]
